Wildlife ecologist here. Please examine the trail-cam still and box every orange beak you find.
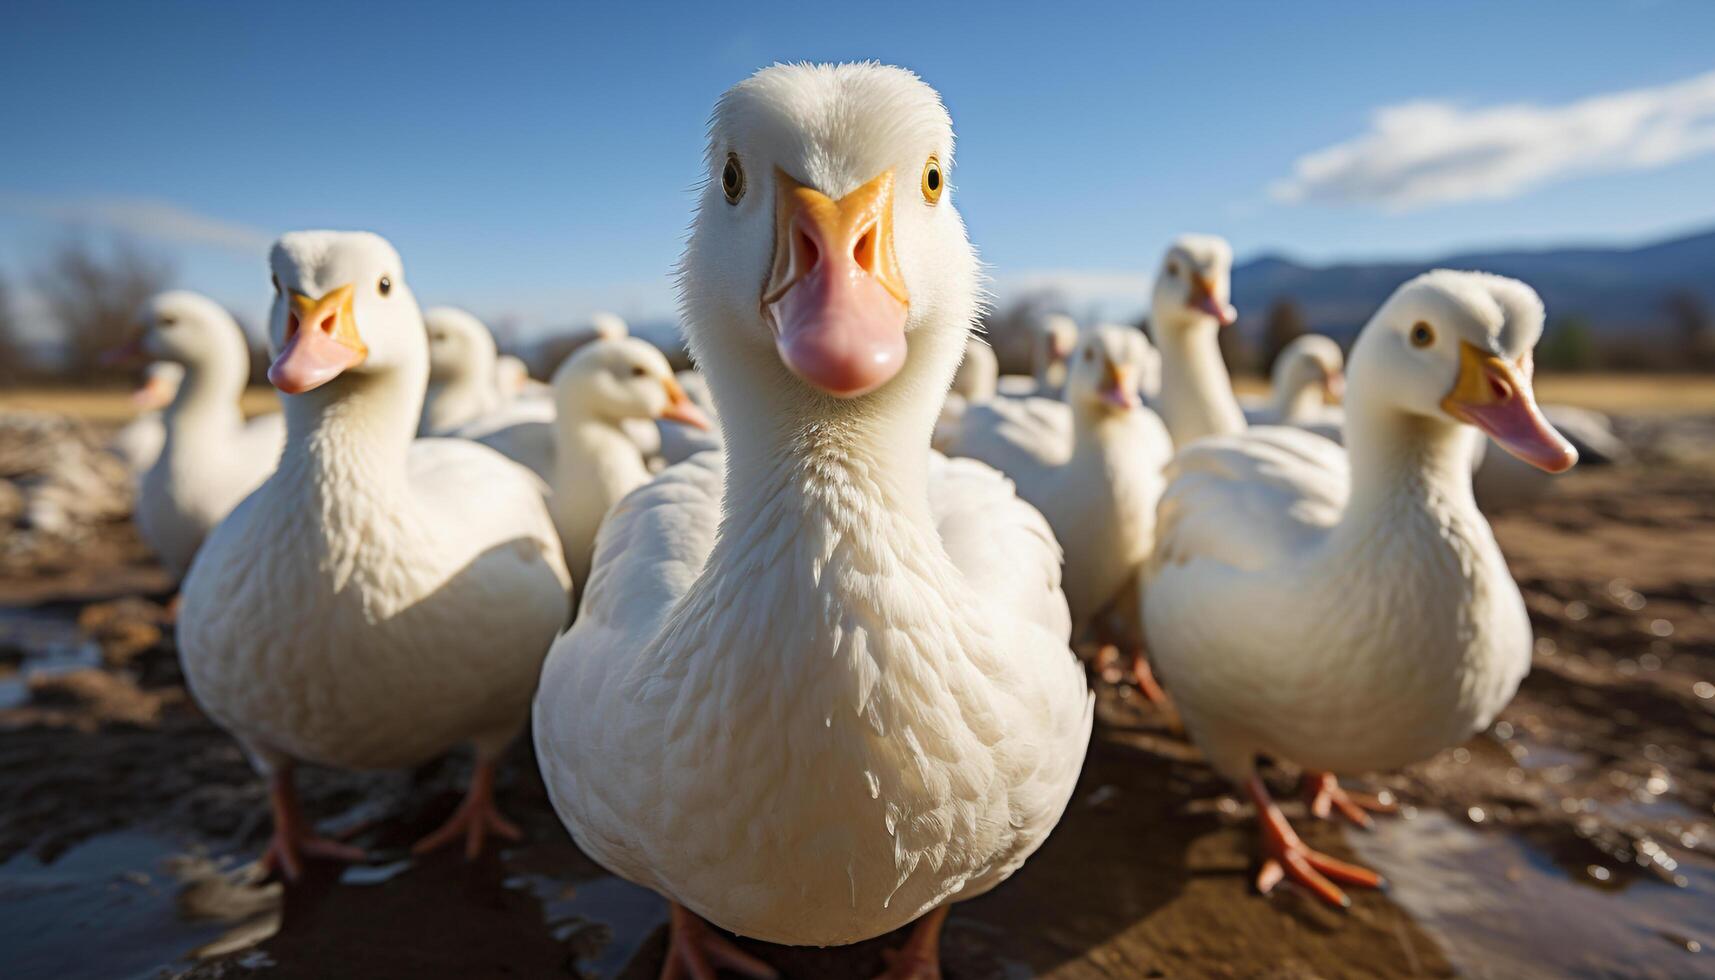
[1049,330,1074,361]
[270,285,368,395]
[132,370,177,409]
[659,376,712,430]
[1099,360,1140,410]
[1441,343,1576,474]
[762,168,910,398]
[1187,274,1236,326]
[1323,368,1346,405]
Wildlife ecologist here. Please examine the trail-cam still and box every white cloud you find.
[0,194,271,252]
[1271,69,1715,210]
[991,268,1150,322]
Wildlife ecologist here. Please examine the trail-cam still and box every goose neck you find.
[1154,316,1245,445]
[1340,393,1481,527]
[279,366,423,495]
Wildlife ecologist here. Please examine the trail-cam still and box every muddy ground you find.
[0,410,1711,979]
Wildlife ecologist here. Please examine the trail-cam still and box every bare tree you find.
[1260,298,1308,377]
[1218,317,1254,378]
[0,269,21,383]
[1665,290,1715,370]
[1538,316,1598,372]
[32,237,174,382]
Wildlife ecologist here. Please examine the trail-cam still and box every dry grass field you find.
[7,372,1715,423]
[0,386,284,423]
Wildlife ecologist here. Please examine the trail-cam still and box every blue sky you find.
[3,1,1714,334]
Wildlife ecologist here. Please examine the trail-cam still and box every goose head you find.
[1066,323,1148,415]
[679,63,979,432]
[494,354,533,397]
[587,311,630,342]
[266,231,422,395]
[1031,313,1080,389]
[554,337,711,431]
[424,307,499,387]
[1272,333,1345,406]
[137,290,250,375]
[133,361,185,409]
[1150,234,1236,334]
[949,336,998,403]
[1348,270,1576,473]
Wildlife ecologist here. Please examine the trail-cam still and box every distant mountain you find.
[1231,227,1715,344]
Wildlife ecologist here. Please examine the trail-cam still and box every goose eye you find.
[158,316,177,328]
[921,155,943,204]
[378,276,392,297]
[630,365,648,378]
[1167,261,1181,277]
[721,153,744,204]
[1410,322,1435,348]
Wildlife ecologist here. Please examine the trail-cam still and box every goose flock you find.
[97,62,1605,977]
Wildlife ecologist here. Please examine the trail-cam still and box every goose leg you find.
[412,759,523,859]
[1128,649,1172,710]
[660,903,777,980]
[1301,771,1397,830]
[257,767,366,881]
[1247,775,1383,908]
[875,905,949,980]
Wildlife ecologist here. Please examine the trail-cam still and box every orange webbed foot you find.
[257,770,366,882]
[1249,775,1384,908]
[1301,770,1398,830]
[412,759,523,859]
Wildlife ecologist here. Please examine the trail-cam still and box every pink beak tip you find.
[268,326,362,395]
[768,264,909,399]
[1099,386,1139,410]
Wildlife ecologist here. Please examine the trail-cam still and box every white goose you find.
[419,306,502,435]
[1143,270,1577,906]
[111,361,184,476]
[1243,333,1345,441]
[943,324,1173,697]
[545,337,710,590]
[494,353,547,404]
[652,368,724,466]
[1147,235,1244,448]
[461,340,712,542]
[1028,312,1080,398]
[133,291,285,580]
[993,313,1078,398]
[177,231,570,878]
[928,335,997,454]
[533,63,1092,978]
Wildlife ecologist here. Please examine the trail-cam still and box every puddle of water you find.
[0,605,104,709]
[1350,811,1712,978]
[504,866,667,977]
[0,832,272,980]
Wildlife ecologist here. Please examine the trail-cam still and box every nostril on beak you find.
[853,226,876,274]
[286,312,301,337]
[317,312,338,335]
[1488,373,1512,401]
